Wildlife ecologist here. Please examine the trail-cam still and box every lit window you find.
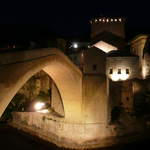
[126,69,129,74]
[93,64,97,71]
[114,19,117,22]
[95,19,98,22]
[118,69,121,74]
[99,19,102,21]
[106,19,109,22]
[102,19,105,22]
[109,68,113,74]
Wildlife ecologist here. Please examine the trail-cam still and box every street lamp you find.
[34,102,49,113]
[73,43,78,48]
[34,102,45,111]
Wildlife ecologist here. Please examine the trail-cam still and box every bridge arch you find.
[0,48,83,123]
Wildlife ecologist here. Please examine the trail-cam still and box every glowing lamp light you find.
[34,102,45,111]
[73,43,78,49]
[142,65,147,79]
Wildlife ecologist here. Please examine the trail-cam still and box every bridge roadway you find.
[0,124,149,150]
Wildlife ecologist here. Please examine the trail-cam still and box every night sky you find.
[0,0,149,40]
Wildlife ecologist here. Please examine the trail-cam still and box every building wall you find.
[91,17,125,39]
[109,80,134,120]
[142,53,150,78]
[121,81,133,112]
[10,112,116,149]
[130,35,148,68]
[82,47,106,74]
[82,75,108,124]
[106,57,139,81]
[109,80,122,108]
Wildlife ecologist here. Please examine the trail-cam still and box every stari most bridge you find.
[0,48,112,149]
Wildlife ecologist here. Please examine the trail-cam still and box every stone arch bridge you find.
[0,48,110,148]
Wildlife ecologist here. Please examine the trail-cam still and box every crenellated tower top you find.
[90,17,125,39]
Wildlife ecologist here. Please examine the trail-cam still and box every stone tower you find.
[90,17,125,39]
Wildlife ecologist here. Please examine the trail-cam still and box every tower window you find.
[126,69,129,74]
[109,68,113,74]
[93,64,97,71]
[118,69,121,74]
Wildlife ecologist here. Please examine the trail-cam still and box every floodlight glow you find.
[34,102,45,111]
[142,61,147,79]
[111,73,120,81]
[110,73,129,81]
[37,109,49,113]
[120,74,129,80]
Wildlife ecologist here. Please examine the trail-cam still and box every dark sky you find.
[0,0,149,39]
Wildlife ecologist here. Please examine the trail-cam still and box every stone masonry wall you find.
[10,112,148,149]
[10,112,120,149]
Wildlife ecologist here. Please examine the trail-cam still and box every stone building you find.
[67,16,149,116]
[129,34,150,78]
[106,50,139,81]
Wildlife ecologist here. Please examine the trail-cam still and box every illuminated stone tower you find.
[90,17,125,39]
